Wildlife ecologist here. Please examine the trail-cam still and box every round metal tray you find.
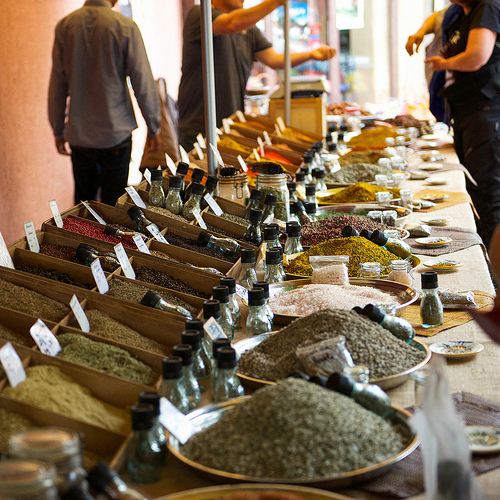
[234,335,430,392]
[167,398,418,489]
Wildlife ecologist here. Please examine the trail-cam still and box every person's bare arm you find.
[425,27,497,72]
[213,0,287,35]
[255,46,336,70]
[406,10,441,55]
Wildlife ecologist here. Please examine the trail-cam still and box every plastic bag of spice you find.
[438,289,478,310]
[310,255,349,285]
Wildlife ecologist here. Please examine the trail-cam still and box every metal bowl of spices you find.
[234,334,430,392]
[167,397,419,489]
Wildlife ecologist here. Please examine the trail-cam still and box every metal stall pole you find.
[200,0,217,176]
[284,1,291,127]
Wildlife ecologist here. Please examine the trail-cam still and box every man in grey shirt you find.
[48,0,161,205]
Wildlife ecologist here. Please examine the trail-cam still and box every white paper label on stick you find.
[222,118,230,134]
[133,234,151,253]
[204,194,223,216]
[49,199,64,228]
[235,284,249,302]
[252,148,261,162]
[192,209,207,230]
[0,343,26,388]
[276,116,286,132]
[147,224,169,244]
[114,243,135,279]
[274,123,282,136]
[197,133,206,149]
[166,154,177,175]
[236,110,246,122]
[30,319,61,357]
[24,221,40,253]
[209,143,225,168]
[159,397,197,445]
[90,258,109,294]
[0,232,15,270]
[81,201,107,225]
[194,143,204,160]
[144,169,152,185]
[263,131,272,145]
[257,137,265,157]
[237,155,248,173]
[179,145,190,164]
[125,187,147,209]
[203,316,227,341]
[69,295,90,333]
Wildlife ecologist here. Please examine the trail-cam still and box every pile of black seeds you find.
[165,232,238,263]
[0,278,69,322]
[16,264,93,290]
[107,277,198,315]
[182,378,406,478]
[238,309,426,381]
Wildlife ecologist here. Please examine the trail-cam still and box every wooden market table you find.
[132,145,500,500]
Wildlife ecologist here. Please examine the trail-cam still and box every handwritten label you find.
[133,234,151,253]
[114,243,135,279]
[81,201,107,225]
[197,133,206,149]
[24,221,40,253]
[159,397,197,445]
[263,131,272,145]
[204,194,223,216]
[194,143,204,160]
[166,154,177,175]
[90,259,109,294]
[203,316,227,341]
[147,224,169,244]
[222,118,230,134]
[253,148,261,162]
[49,199,64,228]
[69,295,90,333]
[237,155,248,173]
[144,169,152,185]
[0,232,15,270]
[276,116,286,132]
[30,319,61,356]
[236,110,246,122]
[179,145,190,164]
[125,187,147,209]
[209,143,225,168]
[274,123,282,136]
[0,343,26,388]
[192,209,207,230]
[235,284,249,302]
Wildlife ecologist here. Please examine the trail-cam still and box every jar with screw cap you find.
[312,168,327,191]
[420,271,443,328]
[212,347,244,403]
[140,290,193,319]
[287,181,298,203]
[182,182,205,221]
[183,167,205,202]
[200,174,219,210]
[305,183,317,211]
[175,161,189,192]
[244,208,263,245]
[370,229,412,260]
[164,176,183,215]
[271,245,287,281]
[75,243,120,272]
[212,285,235,339]
[246,287,272,335]
[359,262,382,278]
[211,338,232,388]
[293,201,312,225]
[361,304,415,343]
[254,281,274,327]
[148,169,165,207]
[284,222,303,255]
[220,277,241,330]
[265,248,283,284]
[237,249,258,289]
[138,391,167,462]
[304,202,317,221]
[172,345,200,410]
[181,330,211,391]
[127,206,159,236]
[197,230,240,259]
[158,357,190,414]
[244,189,263,219]
[261,194,277,224]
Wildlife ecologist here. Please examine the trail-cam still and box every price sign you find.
[91,258,109,294]
[179,145,190,164]
[196,133,206,149]
[236,110,246,122]
[81,201,107,225]
[194,143,204,160]
[24,221,40,253]
[69,295,90,333]
[252,148,261,162]
[0,343,26,387]
[0,232,15,270]
[146,224,169,244]
[166,154,177,175]
[49,199,64,228]
[204,193,223,216]
[263,131,272,145]
[203,316,227,341]
[125,187,147,209]
[114,243,135,279]
[133,234,151,254]
[159,397,197,445]
[192,209,207,230]
[222,118,230,134]
[144,169,152,185]
[30,319,61,356]
[235,284,249,302]
[237,155,248,173]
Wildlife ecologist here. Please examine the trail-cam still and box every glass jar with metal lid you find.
[218,174,250,206]
[8,428,85,495]
[255,173,290,222]
[0,459,58,499]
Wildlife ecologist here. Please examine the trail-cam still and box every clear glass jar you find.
[261,194,277,224]
[219,174,250,206]
[158,357,190,415]
[310,255,349,285]
[256,173,290,222]
[246,287,272,335]
[8,428,85,496]
[343,365,370,384]
[211,285,235,340]
[382,210,398,227]
[392,172,407,188]
[220,277,241,330]
[238,249,258,289]
[378,158,391,169]
[148,170,165,208]
[164,176,183,215]
[366,210,382,224]
[244,209,263,246]
[212,347,244,403]
[359,262,382,278]
[374,174,388,188]
[172,345,200,411]
[181,330,211,392]
[0,460,58,500]
[211,338,232,387]
[181,183,204,221]
[420,271,444,328]
[284,222,303,255]
[374,191,393,205]
[399,188,413,211]
[127,206,159,236]
[265,249,283,284]
[254,281,274,328]
[388,260,413,286]
[138,392,167,462]
[244,189,263,218]
[185,318,212,364]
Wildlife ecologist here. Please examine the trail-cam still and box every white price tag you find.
[133,234,151,253]
[166,154,177,175]
[69,295,90,333]
[147,224,169,244]
[90,259,109,294]
[81,201,107,225]
[263,131,272,145]
[237,155,248,173]
[114,243,135,279]
[204,194,223,216]
[125,187,147,209]
[215,128,222,136]
[144,169,152,185]
[203,316,227,341]
[159,397,197,445]
[30,319,61,356]
[274,123,282,136]
[252,148,261,162]
[192,209,207,230]
[222,118,230,134]
[194,143,204,160]
[179,145,190,164]
[0,343,26,388]
[257,137,265,158]
[272,218,287,229]
[236,110,246,122]
[24,221,40,253]
[209,143,225,168]
[0,232,15,270]
[196,133,206,149]
[49,199,64,228]
[235,284,249,302]
[276,116,286,132]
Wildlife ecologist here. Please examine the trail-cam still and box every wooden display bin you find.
[0,306,48,348]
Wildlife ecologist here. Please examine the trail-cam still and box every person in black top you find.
[425,0,500,247]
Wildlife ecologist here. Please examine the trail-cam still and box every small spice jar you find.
[382,210,398,227]
[343,365,370,384]
[388,260,413,286]
[392,172,407,188]
[375,191,393,204]
[374,174,388,188]
[310,255,349,285]
[367,210,382,224]
[359,262,382,278]
[399,188,413,211]
[219,174,250,206]
[256,173,290,222]
[420,271,444,328]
